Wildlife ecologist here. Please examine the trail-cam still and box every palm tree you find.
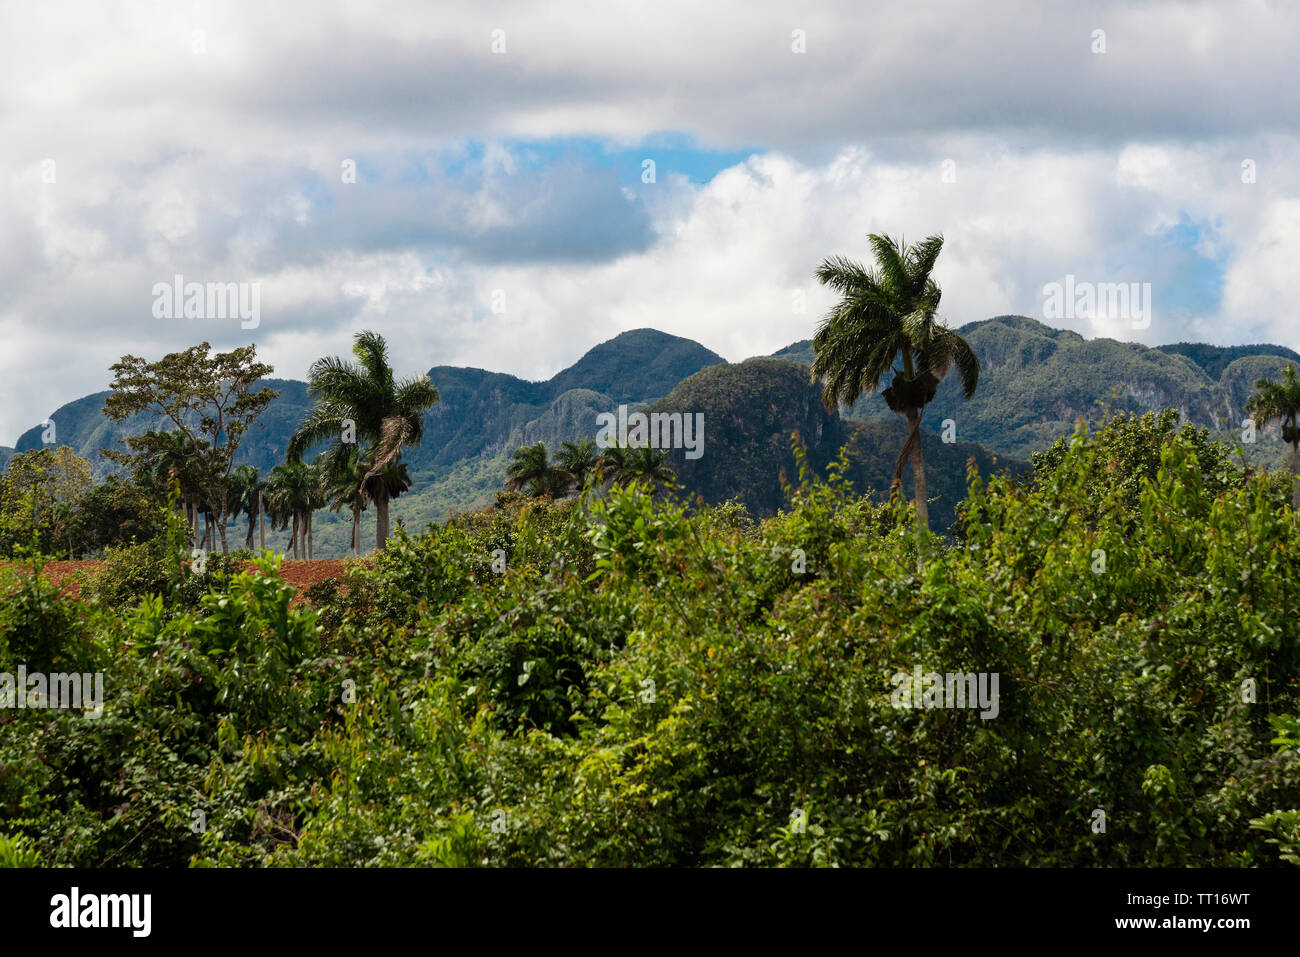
[365,459,413,525]
[287,331,440,551]
[595,445,629,486]
[811,233,979,530]
[1245,363,1300,507]
[622,446,676,492]
[506,442,566,497]
[263,494,295,558]
[555,438,599,493]
[321,445,367,558]
[597,444,675,493]
[263,464,296,559]
[264,460,321,559]
[228,465,262,551]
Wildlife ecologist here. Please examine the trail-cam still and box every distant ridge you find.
[7,317,1299,554]
[771,315,1300,462]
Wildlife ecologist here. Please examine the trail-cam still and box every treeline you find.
[0,331,437,560]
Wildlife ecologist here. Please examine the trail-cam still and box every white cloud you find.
[3,0,1300,442]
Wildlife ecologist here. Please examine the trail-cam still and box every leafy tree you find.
[103,342,277,553]
[287,331,439,551]
[811,233,979,529]
[67,474,160,556]
[0,447,93,556]
[1029,409,1244,523]
[1246,363,1300,505]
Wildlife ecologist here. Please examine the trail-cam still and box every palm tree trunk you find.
[905,407,929,531]
[290,513,299,559]
[1291,442,1300,511]
[246,510,255,551]
[375,485,390,553]
[258,491,265,551]
[308,513,314,561]
[352,506,360,557]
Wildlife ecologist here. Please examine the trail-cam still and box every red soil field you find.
[0,559,350,605]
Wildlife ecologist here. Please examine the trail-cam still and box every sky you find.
[2,0,1299,444]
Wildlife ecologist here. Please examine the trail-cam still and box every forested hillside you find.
[6,319,1299,554]
[783,316,1300,468]
[646,357,1022,527]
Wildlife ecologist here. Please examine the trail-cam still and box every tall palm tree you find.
[365,458,413,515]
[228,465,262,551]
[595,445,629,486]
[264,460,321,559]
[321,445,368,558]
[1245,363,1300,507]
[287,331,440,551]
[263,464,296,559]
[811,233,979,530]
[597,444,676,493]
[555,438,599,493]
[263,495,295,558]
[506,442,567,497]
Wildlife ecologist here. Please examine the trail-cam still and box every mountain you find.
[545,328,724,404]
[411,329,723,470]
[11,380,316,479]
[776,316,1300,465]
[644,358,847,513]
[8,318,1299,555]
[770,340,815,367]
[646,357,1022,525]
[1158,341,1300,381]
[4,330,725,555]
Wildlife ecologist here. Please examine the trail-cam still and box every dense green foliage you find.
[2,417,1299,867]
[0,448,94,558]
[1029,409,1248,524]
[1160,341,1300,382]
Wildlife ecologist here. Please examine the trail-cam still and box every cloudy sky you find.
[2,0,1298,443]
